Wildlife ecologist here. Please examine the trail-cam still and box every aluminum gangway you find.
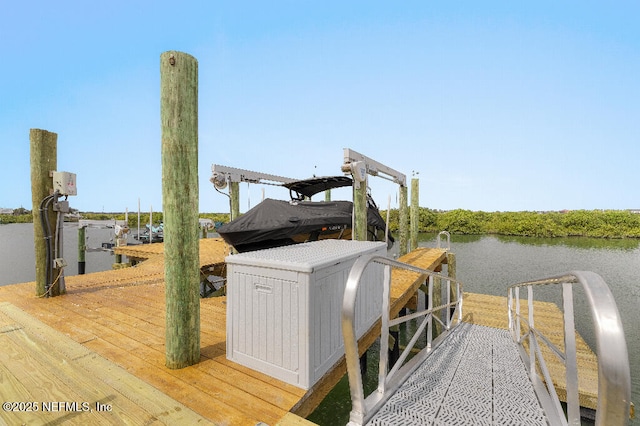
[342,255,631,426]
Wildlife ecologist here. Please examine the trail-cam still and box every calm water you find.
[0,222,127,286]
[309,233,639,425]
[1,225,638,423]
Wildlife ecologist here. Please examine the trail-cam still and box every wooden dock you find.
[0,239,448,425]
[0,238,601,424]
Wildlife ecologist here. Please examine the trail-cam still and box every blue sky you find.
[2,1,639,214]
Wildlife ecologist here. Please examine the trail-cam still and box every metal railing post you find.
[378,264,391,394]
[562,282,580,425]
[342,254,464,426]
[507,271,631,426]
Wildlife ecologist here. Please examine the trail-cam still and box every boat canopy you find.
[283,176,353,200]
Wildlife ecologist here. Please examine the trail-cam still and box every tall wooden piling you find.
[325,189,331,202]
[351,174,369,371]
[160,51,200,369]
[30,129,63,297]
[399,185,409,256]
[353,178,368,241]
[410,177,419,251]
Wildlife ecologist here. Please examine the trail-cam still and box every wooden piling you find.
[160,50,200,369]
[433,274,443,335]
[351,173,370,369]
[353,178,368,241]
[230,182,240,221]
[30,129,62,297]
[447,252,456,284]
[325,189,331,202]
[410,177,419,251]
[399,185,408,256]
[78,225,86,274]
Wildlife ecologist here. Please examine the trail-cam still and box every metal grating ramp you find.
[367,323,548,425]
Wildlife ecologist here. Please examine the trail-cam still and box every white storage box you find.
[226,239,387,389]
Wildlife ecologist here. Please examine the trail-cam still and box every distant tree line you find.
[0,207,32,223]
[4,208,640,239]
[382,208,640,239]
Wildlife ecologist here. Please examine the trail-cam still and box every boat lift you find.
[210,164,297,221]
[211,149,409,243]
[210,164,296,188]
[341,148,407,188]
[341,148,407,243]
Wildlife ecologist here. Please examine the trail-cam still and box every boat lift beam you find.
[341,148,407,187]
[210,164,296,187]
[341,148,407,242]
[210,164,297,221]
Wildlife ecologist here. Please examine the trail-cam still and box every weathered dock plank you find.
[389,247,448,318]
[277,412,318,425]
[114,237,229,269]
[0,302,211,426]
[0,239,308,425]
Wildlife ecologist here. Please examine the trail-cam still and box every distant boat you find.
[134,223,164,244]
[217,176,393,253]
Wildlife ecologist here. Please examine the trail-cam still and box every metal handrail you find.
[508,271,631,426]
[342,254,463,426]
[436,230,451,250]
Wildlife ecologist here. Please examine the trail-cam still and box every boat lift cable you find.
[213,184,232,219]
[214,184,231,200]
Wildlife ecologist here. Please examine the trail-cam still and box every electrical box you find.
[53,200,69,213]
[226,239,386,389]
[52,171,77,196]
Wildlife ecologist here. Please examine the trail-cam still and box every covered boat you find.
[217,176,394,252]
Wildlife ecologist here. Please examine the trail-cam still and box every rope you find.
[37,268,63,298]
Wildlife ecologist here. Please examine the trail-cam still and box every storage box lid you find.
[225,240,386,273]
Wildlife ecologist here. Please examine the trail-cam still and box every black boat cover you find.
[217,198,393,252]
